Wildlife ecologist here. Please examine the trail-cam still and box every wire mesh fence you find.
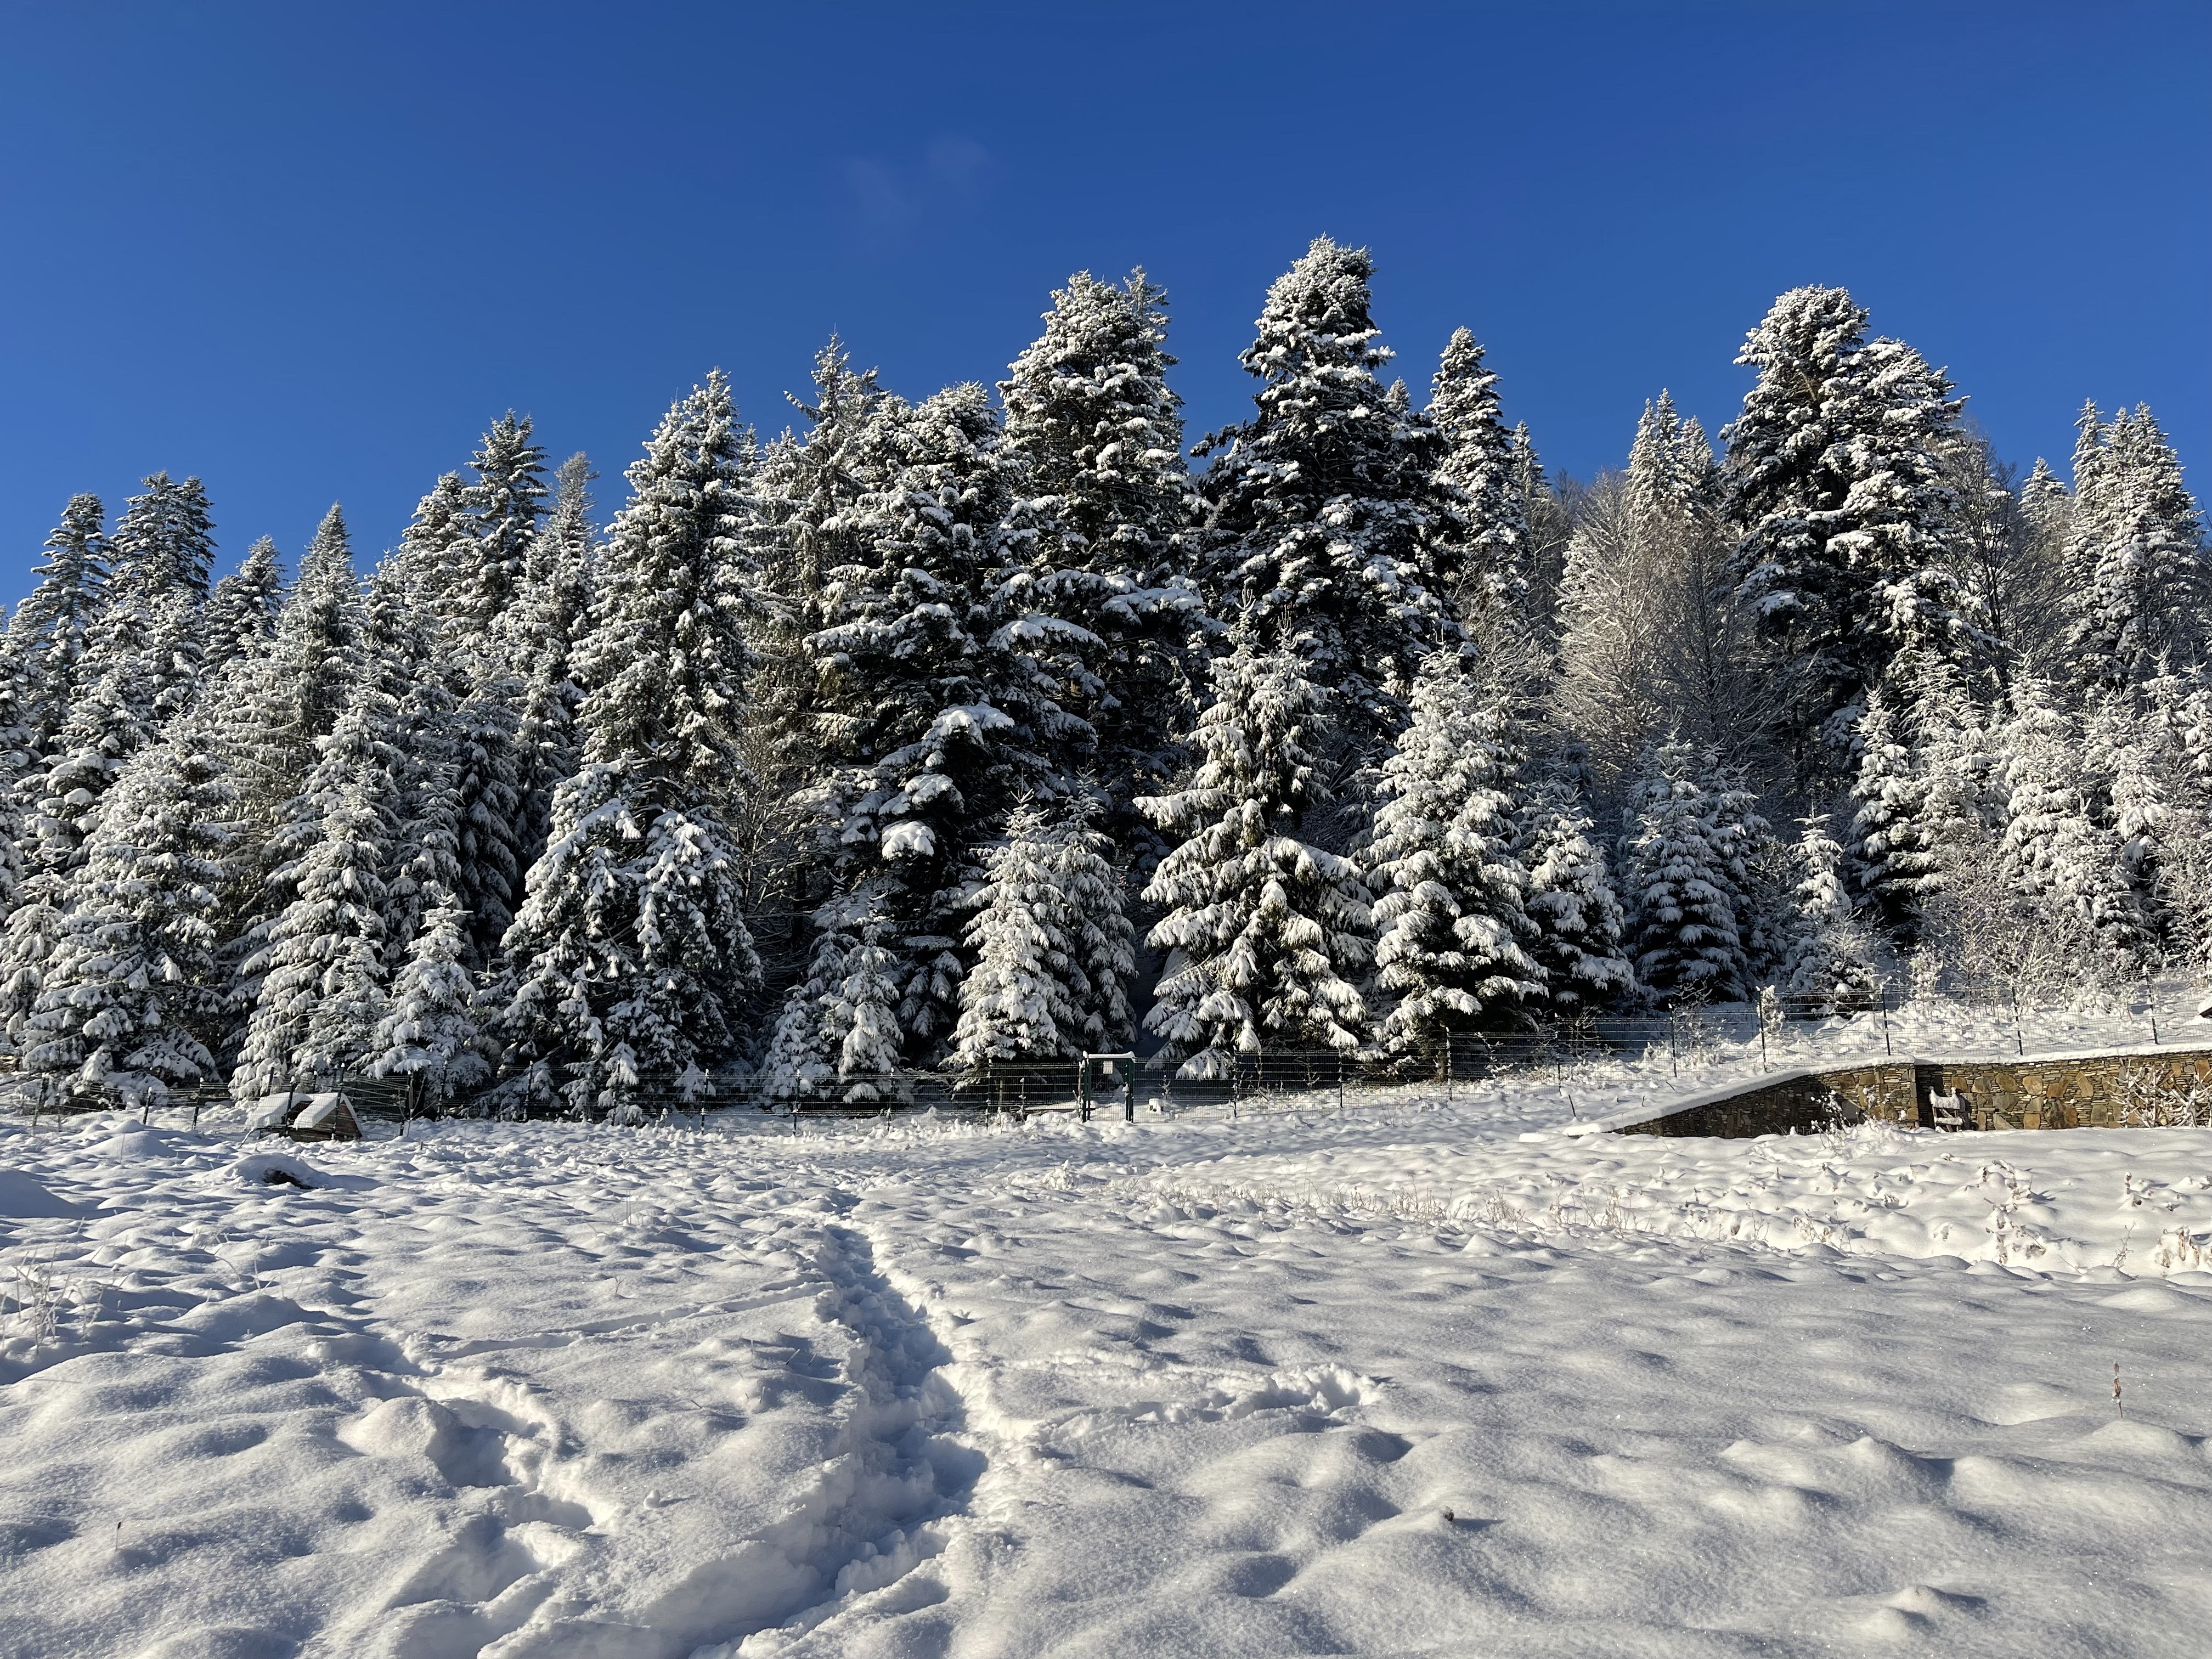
[9,978,2194,1132]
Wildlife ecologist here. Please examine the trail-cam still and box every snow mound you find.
[0,1169,79,1217]
[225,1152,330,1189]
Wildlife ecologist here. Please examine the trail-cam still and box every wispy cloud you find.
[837,137,1002,250]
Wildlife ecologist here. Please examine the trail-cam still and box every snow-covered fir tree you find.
[1197,238,1461,754]
[6,495,110,775]
[1516,769,1635,1012]
[1429,325,1527,630]
[230,703,404,1098]
[1622,741,1763,1003]
[1781,814,1880,1009]
[1725,285,1971,779]
[16,708,235,1110]
[1140,645,1373,1075]
[998,270,1204,838]
[453,413,550,648]
[110,472,216,602]
[503,453,598,865]
[501,370,763,1112]
[2062,402,2206,694]
[1995,680,2156,984]
[791,381,1082,1066]
[950,800,1133,1072]
[1847,685,1935,942]
[370,889,490,1112]
[201,536,285,676]
[1366,659,1541,1063]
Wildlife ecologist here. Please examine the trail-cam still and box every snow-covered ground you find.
[7,1002,2212,1658]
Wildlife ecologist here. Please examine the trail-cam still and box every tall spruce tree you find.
[1429,326,1527,629]
[202,536,286,675]
[110,472,216,602]
[230,702,404,1097]
[1367,659,1541,1062]
[1197,238,1461,754]
[999,270,1204,836]
[1517,770,1635,1011]
[1725,285,1971,778]
[1140,645,1373,1074]
[501,371,763,1112]
[1622,741,1758,1002]
[797,381,1082,1063]
[19,711,235,1109]
[455,413,550,648]
[2062,402,2206,693]
[1848,685,1935,941]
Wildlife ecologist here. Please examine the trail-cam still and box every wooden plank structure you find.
[249,1091,364,1143]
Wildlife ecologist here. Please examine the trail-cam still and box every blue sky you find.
[0,2,2204,596]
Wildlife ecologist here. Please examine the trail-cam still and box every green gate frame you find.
[1077,1052,1138,1123]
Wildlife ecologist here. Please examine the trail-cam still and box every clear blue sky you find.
[1,1,2205,597]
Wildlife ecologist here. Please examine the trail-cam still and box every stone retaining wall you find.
[1616,1047,2212,1138]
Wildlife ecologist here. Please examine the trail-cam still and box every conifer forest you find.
[4,240,2204,1119]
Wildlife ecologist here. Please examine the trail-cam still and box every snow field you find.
[3,1088,2212,1656]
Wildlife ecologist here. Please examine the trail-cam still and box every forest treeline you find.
[1,238,2204,1114]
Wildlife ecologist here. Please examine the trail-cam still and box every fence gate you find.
[1077,1053,1137,1123]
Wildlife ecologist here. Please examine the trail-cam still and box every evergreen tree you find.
[1140,646,1373,1074]
[801,381,1082,1062]
[1996,681,2155,983]
[8,495,110,766]
[455,413,550,646]
[1517,771,1634,1011]
[201,536,285,675]
[1724,285,1971,778]
[2062,402,2207,693]
[998,270,1203,835]
[504,453,597,864]
[109,472,216,601]
[1781,814,1880,1009]
[397,472,473,618]
[1367,660,1541,1062]
[501,371,763,1112]
[18,714,235,1109]
[950,801,1133,1072]
[1429,325,1527,627]
[1848,685,1935,941]
[230,703,403,1097]
[1196,238,1461,752]
[370,890,490,1113]
[1622,741,1753,1002]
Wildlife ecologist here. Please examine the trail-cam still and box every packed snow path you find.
[6,1098,2212,1657]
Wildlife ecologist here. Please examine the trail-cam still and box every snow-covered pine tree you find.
[501,370,763,1113]
[18,710,235,1110]
[1780,814,1880,1010]
[950,806,1083,1074]
[454,413,549,650]
[1196,238,1461,754]
[1429,325,1527,631]
[1995,680,2155,984]
[210,505,366,1031]
[201,536,285,676]
[1725,286,1972,780]
[503,453,597,866]
[2062,402,2207,694]
[800,381,1082,1062]
[1847,685,1935,941]
[998,270,1204,838]
[950,800,1133,1073]
[396,472,472,619]
[109,472,216,602]
[1516,769,1635,1012]
[830,911,907,1103]
[1367,659,1541,1063]
[7,495,109,769]
[1140,645,1373,1075]
[1622,741,1752,1003]
[230,703,403,1098]
[370,890,490,1113]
